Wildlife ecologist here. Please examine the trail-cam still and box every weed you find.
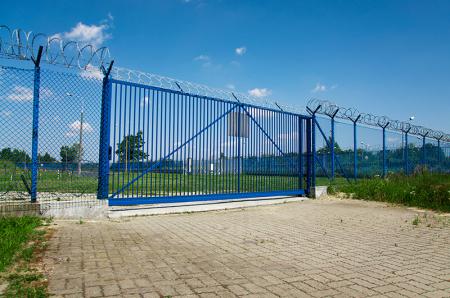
[412,216,420,226]
[334,173,450,212]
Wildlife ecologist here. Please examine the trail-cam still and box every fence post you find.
[437,137,442,170]
[306,106,321,195]
[404,129,410,175]
[421,133,428,167]
[380,122,389,178]
[30,46,43,203]
[97,61,114,200]
[351,115,361,181]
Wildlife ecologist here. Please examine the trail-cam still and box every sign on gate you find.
[227,111,249,138]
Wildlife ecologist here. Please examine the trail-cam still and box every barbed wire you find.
[307,98,450,142]
[0,25,111,69]
[111,67,306,113]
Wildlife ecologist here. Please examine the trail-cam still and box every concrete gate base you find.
[108,196,309,218]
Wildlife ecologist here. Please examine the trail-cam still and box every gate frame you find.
[100,78,313,205]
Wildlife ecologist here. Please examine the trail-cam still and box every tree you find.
[60,143,82,163]
[116,131,148,161]
[0,147,31,163]
[317,138,344,154]
[38,152,57,163]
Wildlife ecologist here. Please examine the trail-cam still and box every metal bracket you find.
[30,46,43,67]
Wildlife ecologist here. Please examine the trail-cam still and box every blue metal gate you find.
[98,78,313,206]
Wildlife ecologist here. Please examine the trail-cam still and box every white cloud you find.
[235,46,247,56]
[194,55,212,67]
[80,64,103,80]
[194,55,210,61]
[141,96,149,107]
[248,88,271,98]
[54,15,113,48]
[7,86,33,101]
[311,83,326,93]
[1,110,12,118]
[66,120,94,137]
[226,84,235,90]
[6,86,53,101]
[248,107,273,118]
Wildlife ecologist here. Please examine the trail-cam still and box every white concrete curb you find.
[108,196,308,218]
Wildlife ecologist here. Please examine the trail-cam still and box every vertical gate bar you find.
[126,86,131,196]
[118,85,123,197]
[237,105,241,193]
[299,117,303,190]
[30,48,43,203]
[209,100,212,194]
[382,126,387,178]
[156,91,161,196]
[146,89,150,197]
[111,83,117,197]
[137,87,142,197]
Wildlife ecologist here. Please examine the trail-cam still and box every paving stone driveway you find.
[44,198,450,298]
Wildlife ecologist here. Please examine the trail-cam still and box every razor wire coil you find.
[307,98,450,142]
[0,25,111,70]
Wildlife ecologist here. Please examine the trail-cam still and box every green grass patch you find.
[333,173,450,212]
[0,216,50,297]
[3,273,47,298]
[0,216,42,272]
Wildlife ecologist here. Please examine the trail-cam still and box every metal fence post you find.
[404,130,409,175]
[30,46,43,203]
[437,137,441,170]
[379,122,389,178]
[311,116,316,189]
[382,126,387,177]
[351,115,361,180]
[330,117,335,180]
[97,61,114,199]
[421,134,428,167]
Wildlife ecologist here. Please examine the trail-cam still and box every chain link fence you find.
[0,62,105,214]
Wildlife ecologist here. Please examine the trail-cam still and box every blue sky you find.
[2,0,450,133]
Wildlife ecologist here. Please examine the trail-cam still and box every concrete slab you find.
[108,196,308,218]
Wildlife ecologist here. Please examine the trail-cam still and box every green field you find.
[0,168,342,197]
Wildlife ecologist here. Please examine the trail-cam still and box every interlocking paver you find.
[44,198,450,297]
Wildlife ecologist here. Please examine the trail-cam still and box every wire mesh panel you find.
[36,69,103,205]
[0,66,34,202]
[386,130,404,174]
[108,80,309,205]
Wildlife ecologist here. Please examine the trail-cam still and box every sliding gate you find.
[100,79,312,206]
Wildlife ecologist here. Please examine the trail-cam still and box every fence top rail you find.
[110,76,311,119]
[307,98,450,142]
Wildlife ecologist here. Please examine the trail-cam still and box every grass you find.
[331,172,450,212]
[0,216,50,297]
[0,216,42,272]
[1,169,337,195]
